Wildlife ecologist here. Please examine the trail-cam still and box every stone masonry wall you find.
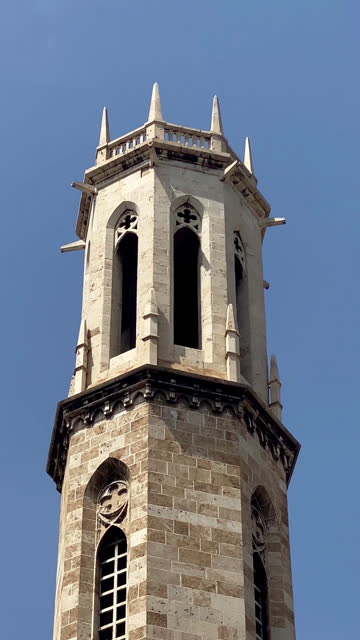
[53,395,295,640]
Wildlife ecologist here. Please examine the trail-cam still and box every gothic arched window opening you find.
[173,210,201,348]
[234,231,246,346]
[98,527,127,640]
[110,211,138,357]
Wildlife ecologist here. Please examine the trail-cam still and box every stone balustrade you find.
[108,126,147,158]
[163,125,211,149]
[98,122,216,164]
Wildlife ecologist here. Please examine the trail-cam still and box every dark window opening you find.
[253,552,270,640]
[120,233,138,353]
[235,255,243,334]
[111,233,138,357]
[174,226,200,348]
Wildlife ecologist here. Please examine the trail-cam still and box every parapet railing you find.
[108,126,147,158]
[163,124,211,150]
[98,122,227,164]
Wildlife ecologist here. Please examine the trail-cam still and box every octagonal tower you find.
[48,84,299,640]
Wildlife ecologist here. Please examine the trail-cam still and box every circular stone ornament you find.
[98,480,128,524]
[251,505,267,552]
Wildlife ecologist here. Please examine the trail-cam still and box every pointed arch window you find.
[173,205,201,349]
[111,211,138,357]
[98,527,127,640]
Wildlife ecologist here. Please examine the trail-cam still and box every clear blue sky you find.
[0,1,359,638]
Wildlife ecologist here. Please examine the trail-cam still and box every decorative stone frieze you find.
[47,365,300,491]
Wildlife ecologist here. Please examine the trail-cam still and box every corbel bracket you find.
[262,217,286,228]
[61,240,86,253]
[148,143,159,168]
[220,160,240,182]
[71,181,97,196]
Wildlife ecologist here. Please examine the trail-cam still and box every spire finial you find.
[270,354,280,382]
[226,302,238,333]
[211,95,224,134]
[148,82,163,122]
[73,318,88,395]
[98,107,110,146]
[225,303,240,382]
[269,354,282,420]
[244,136,254,174]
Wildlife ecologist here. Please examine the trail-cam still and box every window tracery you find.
[115,210,138,248]
[252,503,267,558]
[234,231,246,273]
[175,205,200,233]
[98,480,129,531]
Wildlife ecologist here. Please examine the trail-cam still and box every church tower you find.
[48,84,300,640]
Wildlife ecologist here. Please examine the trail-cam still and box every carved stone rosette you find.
[251,505,267,560]
[97,480,129,540]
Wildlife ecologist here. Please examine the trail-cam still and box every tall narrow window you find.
[98,527,127,640]
[119,233,138,353]
[234,231,246,342]
[110,211,138,357]
[235,256,243,326]
[251,488,274,640]
[173,205,201,349]
[174,204,201,349]
[253,552,269,640]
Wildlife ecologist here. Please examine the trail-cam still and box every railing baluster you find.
[107,126,212,158]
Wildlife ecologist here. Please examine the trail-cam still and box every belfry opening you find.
[174,226,200,349]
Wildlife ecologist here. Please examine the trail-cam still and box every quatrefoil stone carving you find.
[175,206,200,232]
[98,480,128,525]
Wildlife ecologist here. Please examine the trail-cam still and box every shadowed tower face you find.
[48,85,300,640]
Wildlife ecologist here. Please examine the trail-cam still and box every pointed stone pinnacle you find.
[226,303,238,333]
[148,83,163,122]
[211,95,224,134]
[77,318,88,349]
[269,354,282,419]
[99,107,110,146]
[270,354,280,383]
[244,137,254,174]
[144,287,158,316]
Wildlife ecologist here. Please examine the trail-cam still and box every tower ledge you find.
[47,364,300,492]
[75,120,270,241]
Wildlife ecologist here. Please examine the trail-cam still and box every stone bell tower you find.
[48,84,300,640]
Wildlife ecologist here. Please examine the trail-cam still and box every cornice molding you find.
[76,140,270,241]
[47,365,300,491]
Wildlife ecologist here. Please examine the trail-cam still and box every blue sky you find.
[0,1,359,638]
